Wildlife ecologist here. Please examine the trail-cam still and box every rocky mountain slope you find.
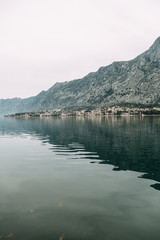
[0,37,160,114]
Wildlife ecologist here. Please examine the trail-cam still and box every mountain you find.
[0,37,160,114]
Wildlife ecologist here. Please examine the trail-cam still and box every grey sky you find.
[0,0,160,99]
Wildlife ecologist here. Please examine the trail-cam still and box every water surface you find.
[0,116,160,240]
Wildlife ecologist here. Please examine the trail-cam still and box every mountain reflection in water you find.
[1,115,160,240]
[0,115,160,190]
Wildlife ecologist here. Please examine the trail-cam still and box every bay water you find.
[0,116,160,240]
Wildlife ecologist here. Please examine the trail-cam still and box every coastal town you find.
[5,106,160,118]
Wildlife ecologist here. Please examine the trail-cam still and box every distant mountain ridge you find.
[1,37,160,114]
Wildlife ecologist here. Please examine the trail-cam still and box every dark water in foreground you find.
[0,116,160,240]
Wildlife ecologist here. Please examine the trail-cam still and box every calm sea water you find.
[0,116,160,240]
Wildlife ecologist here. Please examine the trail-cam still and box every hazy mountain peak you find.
[146,36,160,60]
[153,36,160,45]
[0,37,160,114]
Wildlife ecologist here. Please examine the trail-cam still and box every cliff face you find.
[1,37,160,114]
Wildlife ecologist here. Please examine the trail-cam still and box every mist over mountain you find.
[1,37,160,114]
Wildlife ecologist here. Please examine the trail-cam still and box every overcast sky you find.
[0,0,160,99]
